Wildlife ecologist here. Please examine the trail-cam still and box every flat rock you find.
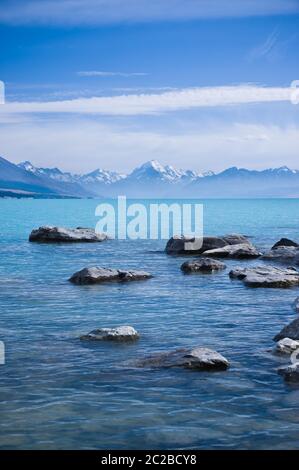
[181,258,226,273]
[165,234,250,255]
[135,347,230,371]
[69,267,152,285]
[272,238,299,249]
[294,297,299,313]
[29,226,108,243]
[203,243,261,259]
[274,317,299,341]
[262,246,299,263]
[272,338,299,355]
[278,363,299,382]
[229,265,299,288]
[80,326,139,342]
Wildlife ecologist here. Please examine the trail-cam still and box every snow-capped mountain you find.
[0,156,298,198]
[127,160,201,183]
[19,161,77,183]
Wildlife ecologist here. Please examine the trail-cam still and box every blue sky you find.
[0,0,298,173]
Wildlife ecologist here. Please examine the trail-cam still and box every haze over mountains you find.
[0,155,299,198]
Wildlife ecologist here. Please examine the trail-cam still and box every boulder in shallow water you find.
[229,265,299,288]
[262,246,299,263]
[274,317,299,341]
[69,267,152,285]
[29,226,108,243]
[293,297,299,313]
[135,347,230,371]
[181,258,226,273]
[203,243,261,259]
[278,363,299,382]
[80,326,139,342]
[272,238,299,249]
[272,337,299,355]
[165,234,250,255]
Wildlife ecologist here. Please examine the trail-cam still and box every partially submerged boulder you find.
[29,226,108,243]
[203,243,261,259]
[165,234,250,255]
[262,246,299,263]
[181,258,226,273]
[272,238,299,249]
[294,297,299,313]
[274,317,299,341]
[80,326,139,342]
[69,267,152,285]
[135,347,229,371]
[229,266,299,288]
[272,337,299,355]
[278,363,299,383]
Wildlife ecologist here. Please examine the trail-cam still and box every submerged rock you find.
[274,317,299,341]
[272,338,299,355]
[229,266,299,288]
[80,326,139,342]
[165,234,250,255]
[29,226,108,243]
[272,238,299,249]
[294,297,299,313]
[278,363,299,382]
[135,347,229,371]
[181,258,226,273]
[203,243,261,259]
[69,267,152,285]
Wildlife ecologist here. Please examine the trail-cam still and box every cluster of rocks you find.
[28,226,299,380]
[80,324,230,372]
[272,317,299,383]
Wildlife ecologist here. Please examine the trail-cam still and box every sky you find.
[0,0,298,174]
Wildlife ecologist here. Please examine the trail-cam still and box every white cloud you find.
[77,71,148,77]
[0,85,294,116]
[0,0,298,26]
[0,118,298,173]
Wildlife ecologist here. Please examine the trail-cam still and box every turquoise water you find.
[1,198,299,450]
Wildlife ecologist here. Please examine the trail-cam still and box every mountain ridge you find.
[0,156,298,198]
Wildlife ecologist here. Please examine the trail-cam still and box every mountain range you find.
[0,155,298,198]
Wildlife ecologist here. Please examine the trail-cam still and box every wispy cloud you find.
[77,71,148,77]
[0,0,298,26]
[249,29,280,60]
[0,85,293,116]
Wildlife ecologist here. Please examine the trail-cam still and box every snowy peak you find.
[128,160,201,183]
[81,168,125,185]
[18,161,77,183]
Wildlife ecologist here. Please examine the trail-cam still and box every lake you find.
[0,198,299,449]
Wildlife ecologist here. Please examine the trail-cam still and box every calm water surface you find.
[0,198,299,449]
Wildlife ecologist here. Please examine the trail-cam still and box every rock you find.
[80,326,139,342]
[262,246,299,263]
[181,258,226,273]
[272,338,299,355]
[69,267,152,285]
[272,238,299,249]
[229,265,299,288]
[293,297,299,313]
[136,347,230,371]
[29,226,108,243]
[274,317,299,341]
[165,234,250,255]
[278,363,299,382]
[203,243,262,259]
